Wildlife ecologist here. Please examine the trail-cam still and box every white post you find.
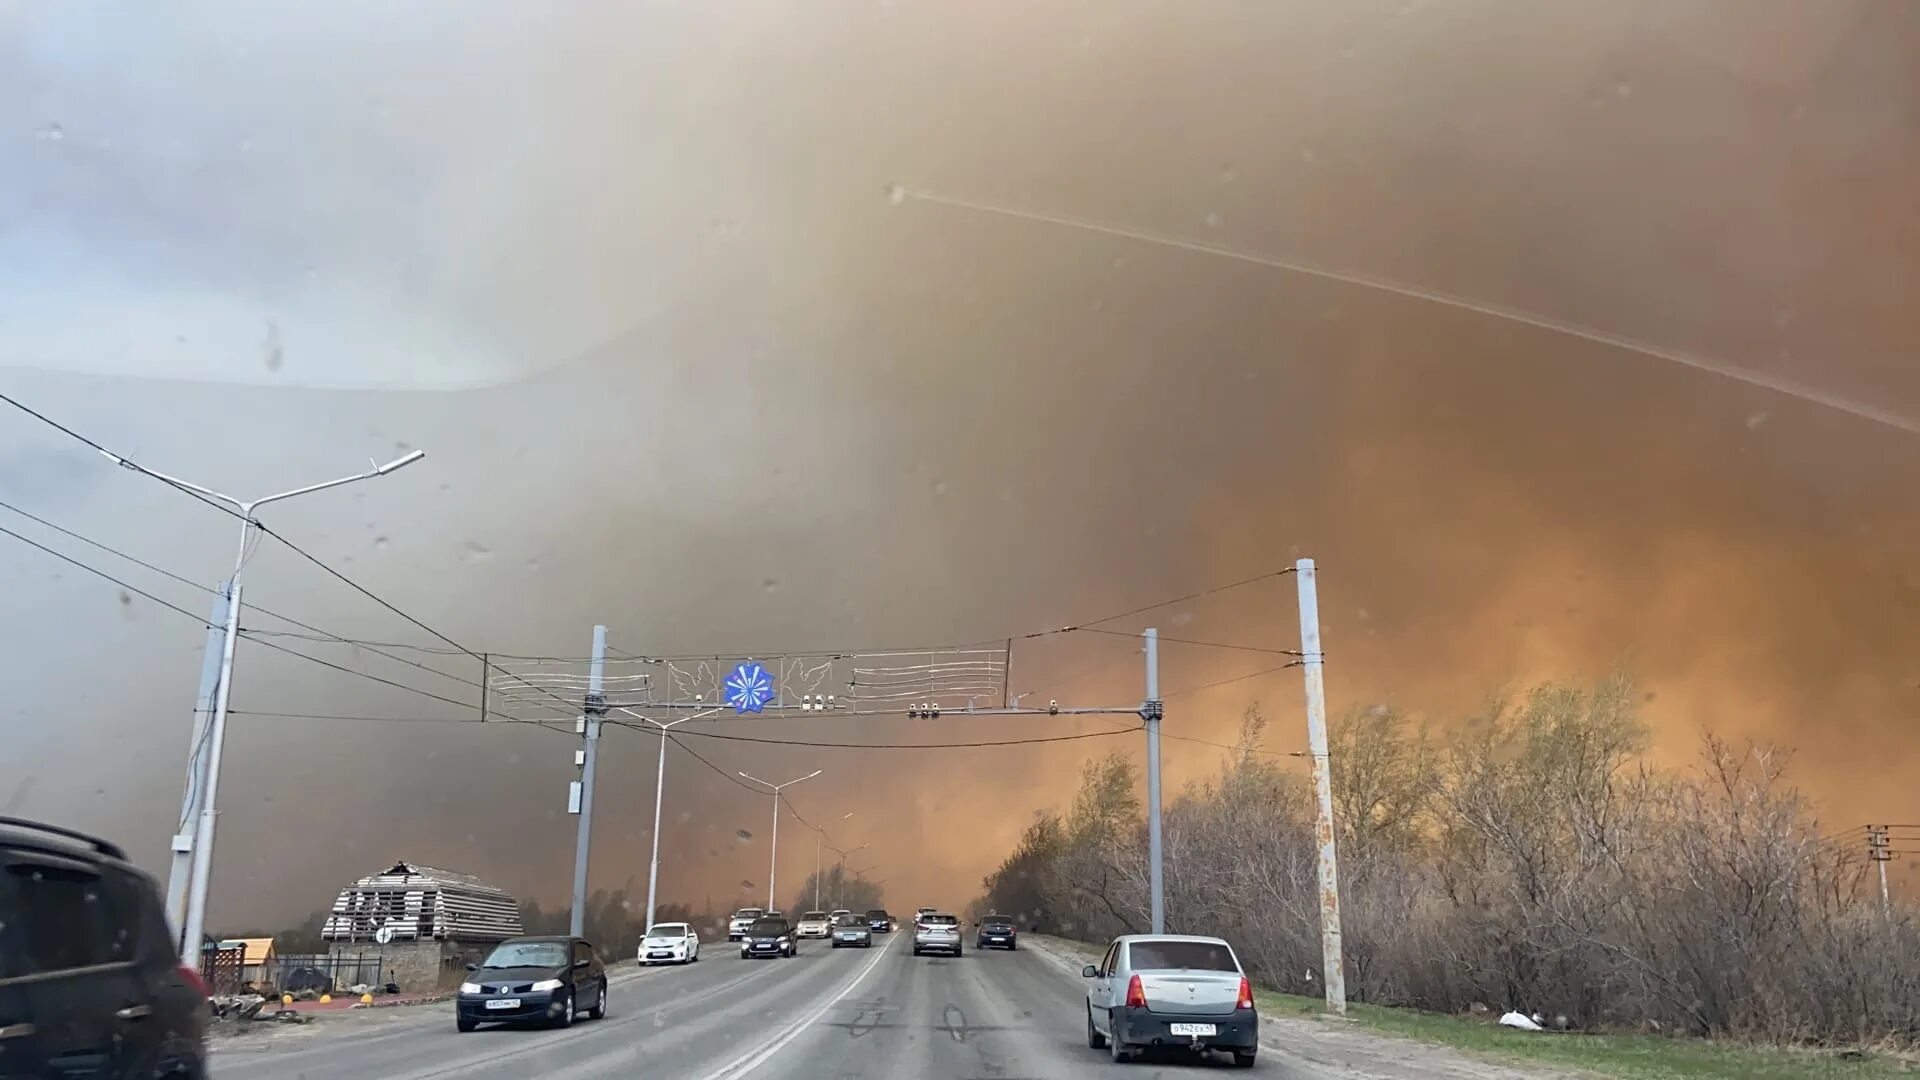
[1296,558,1347,1014]
[767,790,780,912]
[569,626,607,937]
[125,449,425,968]
[181,580,243,968]
[814,830,823,912]
[644,723,669,934]
[1144,627,1164,934]
[739,769,821,914]
[166,592,231,948]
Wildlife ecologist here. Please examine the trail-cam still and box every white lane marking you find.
[700,935,897,1080]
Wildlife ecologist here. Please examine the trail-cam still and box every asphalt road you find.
[211,933,1290,1079]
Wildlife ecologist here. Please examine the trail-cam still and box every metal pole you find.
[1296,558,1347,1014]
[570,625,607,937]
[166,592,231,947]
[181,575,244,968]
[1871,826,1892,915]
[644,722,669,933]
[814,830,823,912]
[135,450,424,968]
[1144,627,1164,935]
[767,790,780,911]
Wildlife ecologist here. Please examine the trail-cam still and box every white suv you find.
[912,912,962,956]
[726,907,765,941]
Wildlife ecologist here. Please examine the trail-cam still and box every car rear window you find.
[921,914,958,925]
[867,910,887,918]
[1127,940,1239,972]
[983,918,1013,928]
[835,914,866,926]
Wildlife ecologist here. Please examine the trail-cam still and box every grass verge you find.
[1255,990,1920,1080]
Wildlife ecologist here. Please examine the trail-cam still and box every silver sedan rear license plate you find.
[1169,1022,1216,1036]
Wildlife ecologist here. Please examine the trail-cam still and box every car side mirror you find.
[1082,965,1099,978]
[573,959,591,970]
[465,963,477,972]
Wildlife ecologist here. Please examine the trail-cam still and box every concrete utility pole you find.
[116,448,427,967]
[1869,825,1892,915]
[165,593,232,939]
[739,769,821,912]
[570,625,608,937]
[1296,558,1347,1014]
[1143,627,1165,934]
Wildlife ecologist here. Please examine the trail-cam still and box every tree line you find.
[976,677,1920,1045]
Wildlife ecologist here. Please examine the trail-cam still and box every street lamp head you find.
[803,769,823,781]
[374,449,426,475]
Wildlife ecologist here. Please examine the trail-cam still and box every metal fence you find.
[263,953,387,995]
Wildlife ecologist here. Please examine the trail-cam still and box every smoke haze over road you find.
[3,0,1917,925]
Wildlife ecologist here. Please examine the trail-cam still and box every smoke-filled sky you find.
[3,1,1918,926]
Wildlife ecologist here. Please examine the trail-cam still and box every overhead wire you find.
[0,393,588,720]
[0,496,492,695]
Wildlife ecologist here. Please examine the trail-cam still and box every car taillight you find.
[1125,974,1147,1009]
[180,964,211,997]
[1236,975,1254,1010]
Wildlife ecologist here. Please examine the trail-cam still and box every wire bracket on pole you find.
[1139,699,1164,722]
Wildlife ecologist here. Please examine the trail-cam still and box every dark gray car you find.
[456,936,607,1031]
[0,817,209,1079]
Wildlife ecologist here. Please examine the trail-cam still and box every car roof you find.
[1114,934,1233,946]
[0,816,129,864]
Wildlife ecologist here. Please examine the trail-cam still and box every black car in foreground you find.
[0,816,209,1079]
[866,909,892,932]
[976,915,1018,950]
[456,936,607,1031]
[739,916,797,959]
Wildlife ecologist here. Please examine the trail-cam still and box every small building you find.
[218,937,278,988]
[321,861,522,992]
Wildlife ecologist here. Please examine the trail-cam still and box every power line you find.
[1163,661,1305,699]
[0,520,212,625]
[237,635,480,713]
[1158,730,1306,759]
[0,393,584,719]
[638,723,1146,751]
[661,732,774,796]
[1073,626,1305,656]
[1070,567,1300,631]
[226,709,574,735]
[0,497,490,694]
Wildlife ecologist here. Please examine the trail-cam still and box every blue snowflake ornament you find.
[724,662,776,714]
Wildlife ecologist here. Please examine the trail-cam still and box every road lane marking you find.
[700,934,897,1080]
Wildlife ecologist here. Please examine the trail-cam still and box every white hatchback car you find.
[638,922,700,965]
[1082,934,1258,1067]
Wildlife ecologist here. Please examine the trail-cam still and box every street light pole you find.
[622,705,722,934]
[815,812,853,911]
[739,770,821,912]
[106,449,428,967]
[828,842,869,908]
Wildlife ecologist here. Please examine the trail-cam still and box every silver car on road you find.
[1083,934,1258,1067]
[911,912,962,956]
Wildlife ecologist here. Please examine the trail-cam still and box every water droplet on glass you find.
[1091,297,1106,312]
[885,184,906,206]
[462,540,493,563]
[1746,411,1770,431]
[1614,81,1633,98]
[1204,212,1221,228]
[736,829,754,842]
[373,536,390,551]
[761,578,778,593]
[1219,164,1238,184]
[932,480,948,496]
[38,122,63,142]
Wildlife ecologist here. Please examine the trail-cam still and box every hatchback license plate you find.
[486,998,521,1010]
[1169,1023,1216,1036]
